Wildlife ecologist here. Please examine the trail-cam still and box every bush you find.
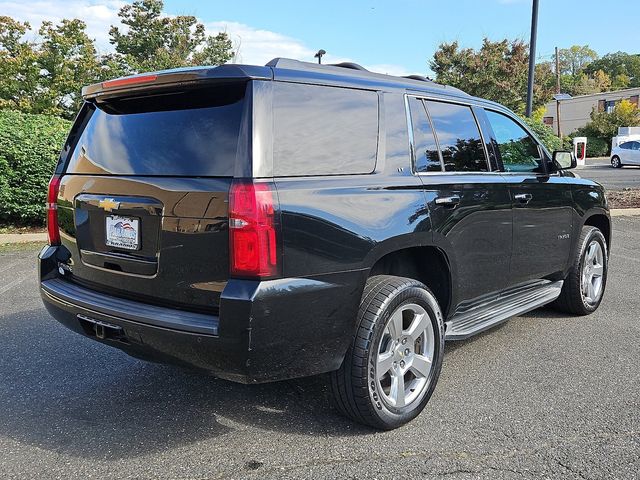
[584,136,609,157]
[572,99,640,156]
[521,115,563,152]
[0,110,71,225]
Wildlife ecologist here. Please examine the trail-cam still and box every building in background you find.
[543,87,640,136]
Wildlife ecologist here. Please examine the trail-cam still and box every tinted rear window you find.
[425,100,488,172]
[65,84,246,176]
[272,82,378,176]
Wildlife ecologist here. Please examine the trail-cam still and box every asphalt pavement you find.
[576,158,640,190]
[0,219,639,480]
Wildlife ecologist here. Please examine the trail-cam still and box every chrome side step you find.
[444,280,563,340]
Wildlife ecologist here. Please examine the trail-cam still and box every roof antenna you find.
[314,49,326,64]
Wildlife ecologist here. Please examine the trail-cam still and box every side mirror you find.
[553,150,576,170]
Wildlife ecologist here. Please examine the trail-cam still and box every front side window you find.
[619,142,632,150]
[485,110,543,173]
[425,101,488,172]
[408,97,442,172]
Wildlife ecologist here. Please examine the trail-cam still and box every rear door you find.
[483,109,573,284]
[56,82,250,312]
[408,96,513,307]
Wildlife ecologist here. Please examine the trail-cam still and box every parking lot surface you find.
[577,159,640,190]
[0,218,639,480]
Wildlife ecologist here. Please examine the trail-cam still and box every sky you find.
[1,0,638,77]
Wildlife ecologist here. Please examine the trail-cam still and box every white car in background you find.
[611,140,640,168]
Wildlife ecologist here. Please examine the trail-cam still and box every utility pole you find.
[525,0,539,117]
[555,46,562,137]
[555,46,561,94]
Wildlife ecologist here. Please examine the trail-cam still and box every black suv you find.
[39,58,610,430]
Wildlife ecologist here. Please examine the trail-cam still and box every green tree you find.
[521,115,562,152]
[430,38,530,112]
[584,52,640,88]
[192,32,234,66]
[1,17,106,119]
[109,0,234,72]
[533,61,558,108]
[0,17,40,112]
[555,45,598,76]
[37,19,102,118]
[561,70,612,97]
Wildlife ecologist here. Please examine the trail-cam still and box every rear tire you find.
[611,156,622,168]
[329,275,445,430]
[553,226,608,315]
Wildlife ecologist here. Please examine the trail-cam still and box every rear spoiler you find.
[82,64,273,101]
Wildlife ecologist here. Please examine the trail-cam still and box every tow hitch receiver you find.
[77,314,126,341]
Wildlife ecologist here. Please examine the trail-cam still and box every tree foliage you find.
[0,16,40,113]
[431,39,532,113]
[0,1,234,119]
[521,115,563,153]
[37,19,102,117]
[109,0,234,72]
[555,45,598,76]
[584,52,640,88]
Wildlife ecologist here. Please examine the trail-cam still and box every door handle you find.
[514,193,533,204]
[435,195,461,206]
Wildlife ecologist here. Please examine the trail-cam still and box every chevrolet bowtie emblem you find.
[98,198,120,212]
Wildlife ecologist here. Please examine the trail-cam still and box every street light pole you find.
[314,49,326,64]
[525,0,539,117]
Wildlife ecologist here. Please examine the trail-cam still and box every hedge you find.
[583,136,609,157]
[0,110,71,225]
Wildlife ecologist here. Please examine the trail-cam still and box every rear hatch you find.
[55,82,249,313]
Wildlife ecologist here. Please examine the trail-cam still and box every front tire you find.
[329,275,445,430]
[611,156,623,168]
[553,226,608,315]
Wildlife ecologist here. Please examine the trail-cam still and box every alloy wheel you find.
[375,303,435,408]
[581,240,604,304]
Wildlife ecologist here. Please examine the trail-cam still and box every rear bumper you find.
[39,245,364,383]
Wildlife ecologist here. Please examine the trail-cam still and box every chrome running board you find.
[444,280,563,340]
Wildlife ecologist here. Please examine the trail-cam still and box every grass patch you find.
[0,225,46,235]
[0,241,45,253]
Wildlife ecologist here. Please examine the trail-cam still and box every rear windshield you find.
[65,84,246,176]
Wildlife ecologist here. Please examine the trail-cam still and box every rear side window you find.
[408,97,442,172]
[485,110,542,173]
[425,101,488,172]
[65,84,246,176]
[272,82,378,176]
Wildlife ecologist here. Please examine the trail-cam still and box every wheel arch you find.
[367,244,453,318]
[583,213,611,250]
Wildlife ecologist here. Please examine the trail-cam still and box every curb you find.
[610,208,640,217]
[0,233,47,245]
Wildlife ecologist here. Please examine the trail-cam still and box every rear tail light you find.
[229,180,280,278]
[47,175,61,246]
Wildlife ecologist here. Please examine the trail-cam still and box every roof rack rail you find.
[329,62,368,71]
[403,74,432,82]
